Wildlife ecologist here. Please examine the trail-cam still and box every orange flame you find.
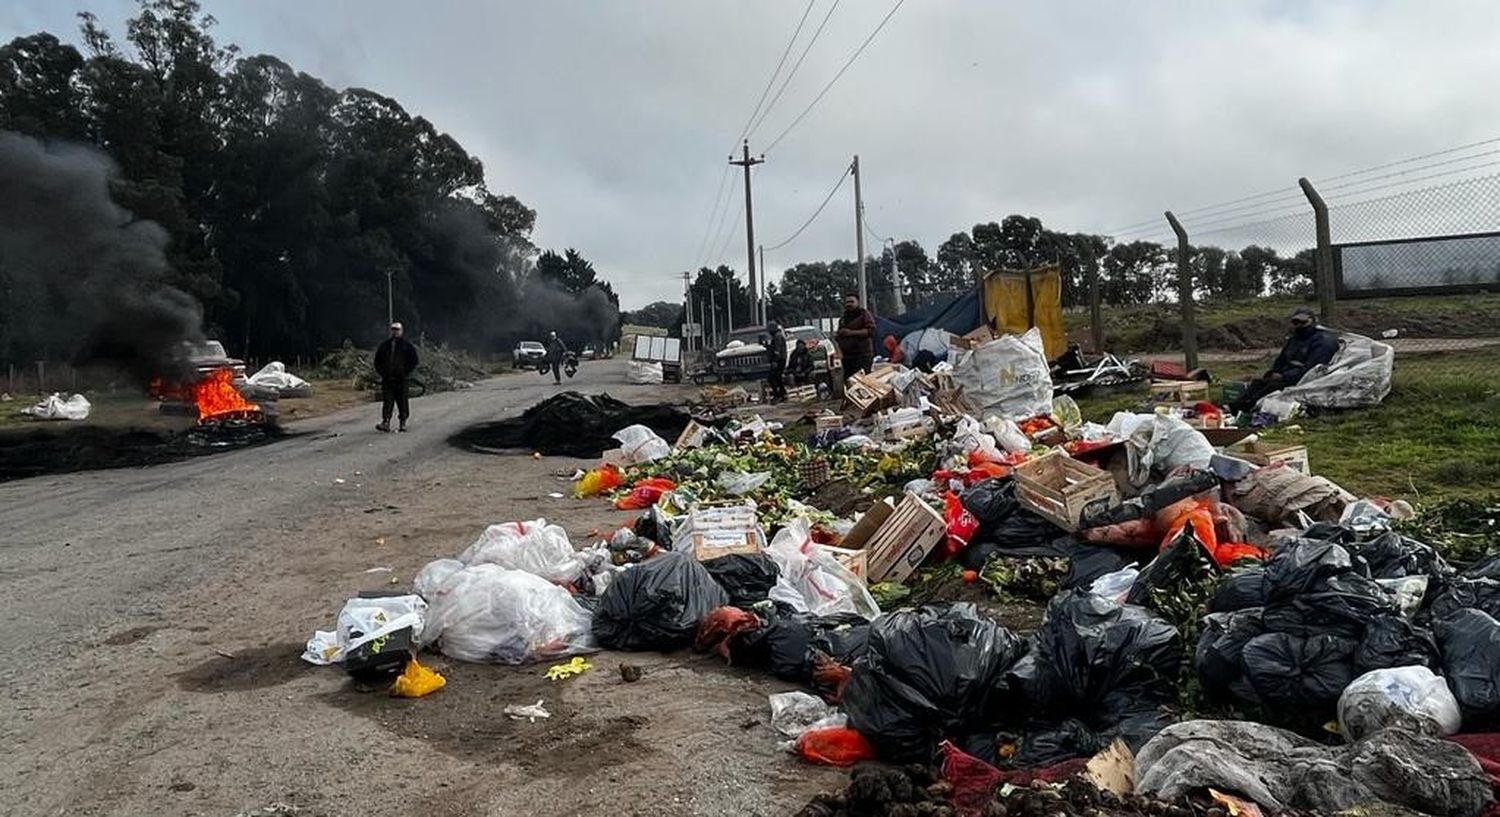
[193,368,259,421]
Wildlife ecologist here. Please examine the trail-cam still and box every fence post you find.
[1086,254,1104,354]
[1164,212,1198,371]
[7,363,13,395]
[1298,177,1336,323]
[36,360,45,395]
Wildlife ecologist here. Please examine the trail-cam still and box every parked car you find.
[709,325,840,384]
[512,340,547,368]
[582,345,598,360]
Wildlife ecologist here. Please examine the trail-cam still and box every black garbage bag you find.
[1437,608,1500,721]
[592,551,729,650]
[960,476,1020,526]
[1010,699,1175,768]
[1025,590,1182,711]
[960,535,1134,590]
[1259,572,1398,639]
[1299,521,1356,544]
[1126,525,1217,608]
[1355,614,1439,673]
[762,609,871,683]
[843,603,1028,763]
[1262,540,1361,603]
[1080,470,1221,528]
[1426,576,1500,622]
[1209,567,1267,613]
[1465,553,1500,581]
[702,553,778,608]
[1195,608,1267,701]
[1240,631,1358,710]
[1346,530,1452,581]
[960,477,1068,555]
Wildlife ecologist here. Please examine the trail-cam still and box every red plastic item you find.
[613,477,677,510]
[943,492,980,557]
[939,741,1091,816]
[1164,500,1268,568]
[795,726,877,766]
[694,606,762,661]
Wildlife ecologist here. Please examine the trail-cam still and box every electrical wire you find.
[763,165,852,251]
[733,0,818,147]
[693,164,734,267]
[763,0,907,154]
[711,198,747,266]
[747,0,842,140]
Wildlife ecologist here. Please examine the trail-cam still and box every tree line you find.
[0,0,616,365]
[626,215,1316,332]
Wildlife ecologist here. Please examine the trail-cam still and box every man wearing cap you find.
[374,321,419,432]
[765,320,788,402]
[1230,306,1339,414]
[545,331,568,385]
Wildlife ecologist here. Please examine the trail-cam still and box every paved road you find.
[0,360,839,817]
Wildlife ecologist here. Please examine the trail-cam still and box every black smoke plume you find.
[0,130,202,383]
[516,278,620,349]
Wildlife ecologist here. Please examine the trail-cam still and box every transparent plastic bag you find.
[769,691,838,738]
[413,558,465,601]
[717,471,771,495]
[983,415,1032,454]
[422,564,596,664]
[1338,665,1461,742]
[1089,566,1141,605]
[612,424,671,463]
[302,594,427,665]
[767,519,880,620]
[458,519,583,583]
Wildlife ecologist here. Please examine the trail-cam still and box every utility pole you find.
[852,155,867,305]
[887,237,905,313]
[725,274,734,333]
[385,267,395,325]
[709,286,718,348]
[730,141,765,326]
[682,271,693,352]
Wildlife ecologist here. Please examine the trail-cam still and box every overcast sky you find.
[6,1,1500,308]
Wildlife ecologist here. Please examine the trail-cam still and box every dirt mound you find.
[448,391,690,458]
[0,424,286,483]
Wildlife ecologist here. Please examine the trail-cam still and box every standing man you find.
[546,330,568,385]
[374,321,419,432]
[766,320,788,402]
[835,293,876,375]
[1228,306,1340,414]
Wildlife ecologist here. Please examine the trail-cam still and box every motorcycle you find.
[536,351,579,379]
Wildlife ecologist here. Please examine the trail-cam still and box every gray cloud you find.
[8,0,1500,307]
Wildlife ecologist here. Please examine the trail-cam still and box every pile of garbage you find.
[449,392,690,458]
[314,338,487,393]
[299,323,1498,817]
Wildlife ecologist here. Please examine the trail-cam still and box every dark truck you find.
[708,325,840,385]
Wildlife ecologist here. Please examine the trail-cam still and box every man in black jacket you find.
[835,293,875,375]
[374,321,419,432]
[1230,306,1341,414]
[545,331,568,384]
[765,321,788,402]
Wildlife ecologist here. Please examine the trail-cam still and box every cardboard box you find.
[949,325,996,351]
[673,504,767,561]
[864,494,947,583]
[1150,380,1210,406]
[674,420,711,451]
[815,411,845,432]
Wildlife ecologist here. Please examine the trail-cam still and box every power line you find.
[711,198,747,266]
[764,165,852,251]
[733,0,818,146]
[693,164,733,267]
[763,0,907,154]
[747,0,842,140]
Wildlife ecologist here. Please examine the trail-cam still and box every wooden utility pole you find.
[729,142,765,325]
[758,245,766,324]
[853,155,867,306]
[682,270,693,352]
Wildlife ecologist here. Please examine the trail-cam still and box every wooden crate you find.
[844,372,896,415]
[949,326,996,351]
[1150,380,1210,406]
[1014,451,1120,531]
[674,419,710,451]
[815,544,869,581]
[1227,440,1310,475]
[864,494,947,583]
[814,411,845,432]
[785,384,819,402]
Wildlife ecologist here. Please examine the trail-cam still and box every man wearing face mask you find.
[1229,306,1339,414]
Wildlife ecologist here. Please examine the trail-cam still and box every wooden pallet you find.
[1014,451,1120,531]
[864,494,947,583]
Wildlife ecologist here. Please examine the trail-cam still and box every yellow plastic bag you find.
[390,658,447,698]
[544,656,594,681]
[574,465,623,498]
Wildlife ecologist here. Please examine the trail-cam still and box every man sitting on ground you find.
[1229,306,1340,414]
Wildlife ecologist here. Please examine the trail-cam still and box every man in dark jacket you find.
[546,331,568,385]
[1230,306,1341,413]
[374,321,419,432]
[835,293,875,375]
[765,321,788,402]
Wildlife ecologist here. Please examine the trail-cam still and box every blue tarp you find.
[874,287,984,344]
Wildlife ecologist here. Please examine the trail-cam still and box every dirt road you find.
[0,360,842,817]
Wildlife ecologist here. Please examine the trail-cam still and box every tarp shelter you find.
[984,265,1067,361]
[874,288,984,346]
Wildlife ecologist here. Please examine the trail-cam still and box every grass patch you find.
[1074,348,1500,502]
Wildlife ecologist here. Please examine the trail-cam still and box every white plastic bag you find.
[717,471,771,495]
[458,519,583,583]
[1088,566,1140,605]
[1262,333,1393,410]
[303,594,428,665]
[1377,575,1429,619]
[247,361,311,395]
[1338,666,1461,742]
[627,360,664,385]
[769,691,838,738]
[413,558,465,601]
[612,424,671,463]
[21,392,91,420]
[950,327,1053,419]
[767,519,881,620]
[421,564,597,664]
[983,415,1032,454]
[1110,412,1214,486]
